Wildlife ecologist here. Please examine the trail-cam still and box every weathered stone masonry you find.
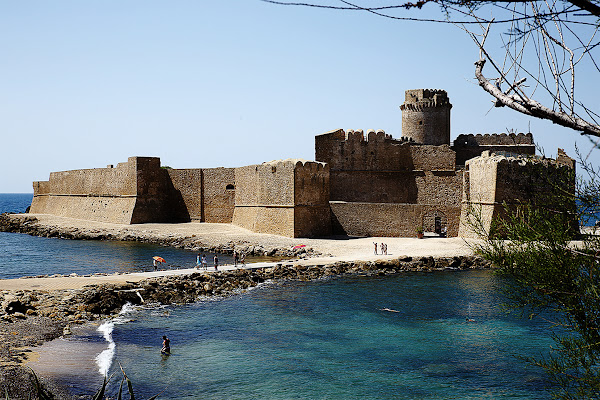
[29,88,574,238]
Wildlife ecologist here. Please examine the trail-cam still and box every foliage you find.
[13,365,162,400]
[469,151,600,398]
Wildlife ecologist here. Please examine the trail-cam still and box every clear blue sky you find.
[1,1,597,193]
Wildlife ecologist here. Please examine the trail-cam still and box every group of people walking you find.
[373,242,388,255]
[195,251,245,271]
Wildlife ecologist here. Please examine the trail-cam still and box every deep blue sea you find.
[1,194,557,399]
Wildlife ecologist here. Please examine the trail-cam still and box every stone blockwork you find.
[315,129,460,206]
[31,158,236,226]
[330,202,461,237]
[315,127,464,236]
[30,157,170,224]
[27,88,574,239]
[452,133,536,166]
[458,151,576,238]
[400,89,452,145]
[167,168,203,221]
[203,168,236,223]
[232,159,330,237]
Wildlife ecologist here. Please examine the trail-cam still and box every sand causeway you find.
[0,213,477,292]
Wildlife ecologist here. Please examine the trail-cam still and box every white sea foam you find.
[94,302,137,376]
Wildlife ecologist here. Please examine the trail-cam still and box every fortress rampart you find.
[28,88,574,239]
[400,89,452,145]
[454,133,534,146]
[232,159,330,237]
[30,157,172,224]
[31,158,237,226]
[458,151,576,237]
[452,133,536,166]
[316,128,460,206]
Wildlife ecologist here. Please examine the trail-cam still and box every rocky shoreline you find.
[0,213,491,399]
[1,257,492,399]
[0,213,317,259]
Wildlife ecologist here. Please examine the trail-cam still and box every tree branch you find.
[566,0,600,17]
[475,58,600,138]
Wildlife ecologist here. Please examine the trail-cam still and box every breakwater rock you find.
[0,257,490,400]
[1,256,491,325]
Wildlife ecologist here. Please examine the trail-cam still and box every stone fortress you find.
[29,89,575,238]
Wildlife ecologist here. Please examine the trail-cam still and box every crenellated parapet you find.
[400,89,452,145]
[315,128,411,172]
[453,132,534,146]
[319,128,395,143]
[452,132,536,166]
[400,89,451,112]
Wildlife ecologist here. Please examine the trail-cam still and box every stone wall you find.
[167,169,203,221]
[129,157,174,223]
[458,151,576,237]
[202,168,235,223]
[330,202,461,237]
[294,161,331,237]
[315,129,410,171]
[232,162,296,237]
[166,168,236,223]
[452,133,536,166]
[232,160,330,237]
[415,170,463,207]
[400,89,452,145]
[30,158,140,224]
[410,144,455,171]
[315,129,461,206]
[30,157,188,224]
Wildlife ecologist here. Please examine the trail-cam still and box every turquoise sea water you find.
[98,273,554,400]
[0,194,248,278]
[1,194,556,398]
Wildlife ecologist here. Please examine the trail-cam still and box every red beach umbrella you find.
[153,256,166,263]
[293,245,306,249]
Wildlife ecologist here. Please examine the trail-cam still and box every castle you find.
[29,89,575,238]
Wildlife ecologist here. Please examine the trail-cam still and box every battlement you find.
[317,129,395,144]
[259,159,328,175]
[400,89,451,112]
[475,149,574,169]
[454,133,534,147]
[400,89,452,145]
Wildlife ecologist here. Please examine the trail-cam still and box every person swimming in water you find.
[161,335,171,355]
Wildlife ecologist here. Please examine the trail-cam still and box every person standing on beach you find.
[233,251,239,268]
[196,253,201,270]
[201,254,207,270]
[373,242,378,255]
[161,335,171,355]
[240,252,246,267]
[153,258,158,271]
[214,254,219,270]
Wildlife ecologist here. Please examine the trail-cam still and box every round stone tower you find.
[400,89,452,145]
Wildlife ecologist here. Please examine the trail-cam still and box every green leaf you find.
[92,376,107,400]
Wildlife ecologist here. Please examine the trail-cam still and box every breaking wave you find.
[95,303,137,376]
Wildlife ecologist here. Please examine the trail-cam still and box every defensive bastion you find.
[29,89,574,238]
